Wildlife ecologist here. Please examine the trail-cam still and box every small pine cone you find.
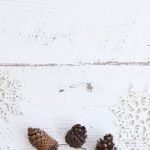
[28,127,58,150]
[65,124,87,148]
[95,134,116,150]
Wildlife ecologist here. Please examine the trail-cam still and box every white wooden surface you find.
[0,0,150,63]
[0,0,150,150]
[0,66,150,150]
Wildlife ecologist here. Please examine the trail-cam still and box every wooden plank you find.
[0,0,150,63]
[0,66,150,149]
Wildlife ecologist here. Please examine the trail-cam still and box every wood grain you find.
[0,66,150,149]
[0,0,149,149]
[0,0,150,63]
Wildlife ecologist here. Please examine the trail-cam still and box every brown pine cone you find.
[65,124,87,148]
[28,127,58,150]
[95,134,116,150]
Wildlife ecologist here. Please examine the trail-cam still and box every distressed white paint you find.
[0,0,150,149]
[0,66,150,149]
[0,0,150,63]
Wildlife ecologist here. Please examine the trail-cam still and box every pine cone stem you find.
[58,143,87,149]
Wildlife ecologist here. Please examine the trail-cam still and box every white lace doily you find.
[111,89,150,150]
[0,70,22,122]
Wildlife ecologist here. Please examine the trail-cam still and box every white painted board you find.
[0,66,149,149]
[0,0,150,63]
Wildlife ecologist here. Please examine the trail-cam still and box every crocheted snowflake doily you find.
[111,89,150,150]
[0,70,22,122]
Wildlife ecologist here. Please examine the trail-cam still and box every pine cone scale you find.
[95,134,116,150]
[28,127,58,150]
[65,124,87,148]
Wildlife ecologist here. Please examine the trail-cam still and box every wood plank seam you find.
[0,61,150,67]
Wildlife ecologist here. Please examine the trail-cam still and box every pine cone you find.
[65,124,87,148]
[28,127,58,150]
[95,134,116,150]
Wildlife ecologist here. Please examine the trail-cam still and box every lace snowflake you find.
[0,70,22,122]
[111,89,150,150]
